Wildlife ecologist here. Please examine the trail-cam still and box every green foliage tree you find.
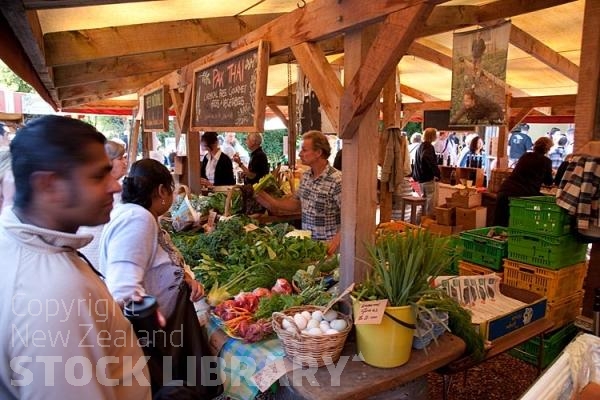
[0,61,34,93]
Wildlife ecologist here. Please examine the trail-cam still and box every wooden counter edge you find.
[279,333,466,400]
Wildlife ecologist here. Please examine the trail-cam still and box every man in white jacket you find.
[0,116,152,400]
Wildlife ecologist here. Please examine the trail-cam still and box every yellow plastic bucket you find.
[353,302,416,368]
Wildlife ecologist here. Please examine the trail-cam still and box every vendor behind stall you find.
[255,130,341,254]
[233,132,269,185]
[494,136,554,227]
[200,131,235,187]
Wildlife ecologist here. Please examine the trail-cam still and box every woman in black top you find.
[412,127,440,216]
[200,131,235,187]
[494,136,554,227]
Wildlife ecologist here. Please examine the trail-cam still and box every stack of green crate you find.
[509,323,579,368]
[506,196,588,328]
[507,196,587,269]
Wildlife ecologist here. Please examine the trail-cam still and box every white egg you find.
[301,311,312,321]
[330,319,348,331]
[311,310,323,321]
[307,327,323,336]
[282,319,292,330]
[323,310,338,322]
[293,313,308,330]
[286,326,297,334]
[325,329,340,335]
[319,321,330,331]
[306,319,320,330]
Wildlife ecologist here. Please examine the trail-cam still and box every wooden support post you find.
[339,25,380,290]
[128,119,141,168]
[186,131,201,193]
[379,74,397,223]
[575,0,600,318]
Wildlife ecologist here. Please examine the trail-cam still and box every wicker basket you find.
[272,305,352,367]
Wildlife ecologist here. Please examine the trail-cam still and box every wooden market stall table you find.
[276,334,465,400]
[436,317,554,400]
[206,314,466,400]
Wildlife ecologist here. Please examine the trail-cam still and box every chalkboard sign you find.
[143,86,169,131]
[191,41,269,132]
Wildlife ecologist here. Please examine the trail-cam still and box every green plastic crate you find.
[509,196,573,236]
[444,235,462,275]
[459,226,508,271]
[509,323,579,368]
[507,228,588,269]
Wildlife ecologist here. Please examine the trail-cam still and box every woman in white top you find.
[99,159,219,397]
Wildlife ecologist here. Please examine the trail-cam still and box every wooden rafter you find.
[23,0,147,9]
[44,14,284,66]
[291,41,344,134]
[57,71,166,100]
[399,84,441,102]
[339,2,439,138]
[508,25,579,82]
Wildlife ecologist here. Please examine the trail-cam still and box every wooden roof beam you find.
[420,0,576,37]
[24,1,146,9]
[44,13,285,66]
[292,41,344,134]
[399,83,441,102]
[503,24,579,82]
[53,45,224,88]
[58,71,165,101]
[340,2,439,138]
[61,90,139,109]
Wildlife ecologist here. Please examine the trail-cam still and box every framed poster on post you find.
[143,86,169,131]
[191,40,269,132]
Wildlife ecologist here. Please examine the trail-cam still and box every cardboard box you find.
[435,206,456,226]
[426,221,463,236]
[480,284,547,342]
[447,189,482,208]
[456,206,487,230]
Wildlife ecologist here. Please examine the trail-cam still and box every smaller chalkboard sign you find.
[143,86,169,131]
[191,41,269,132]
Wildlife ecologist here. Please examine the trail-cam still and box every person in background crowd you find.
[100,159,219,397]
[256,130,341,254]
[0,123,14,212]
[448,131,460,147]
[333,148,343,171]
[412,127,440,216]
[547,127,561,142]
[508,123,533,167]
[0,116,151,399]
[459,135,488,169]
[233,132,270,185]
[408,133,422,168]
[565,127,575,154]
[78,140,128,267]
[433,130,458,166]
[494,137,554,227]
[200,131,235,187]
[549,136,569,169]
[221,132,249,165]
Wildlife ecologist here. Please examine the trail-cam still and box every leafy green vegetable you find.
[355,229,456,307]
[253,174,284,197]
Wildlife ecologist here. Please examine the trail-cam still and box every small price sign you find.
[252,358,296,393]
[354,299,388,325]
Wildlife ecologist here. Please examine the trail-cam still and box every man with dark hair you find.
[508,123,534,167]
[0,116,151,399]
[450,89,503,126]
